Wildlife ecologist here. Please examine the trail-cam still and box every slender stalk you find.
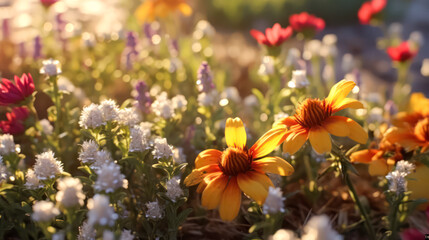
[50,76,62,148]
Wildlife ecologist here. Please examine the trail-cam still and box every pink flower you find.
[40,0,58,7]
[358,0,387,24]
[289,12,325,33]
[387,42,417,62]
[250,23,293,47]
[0,73,35,106]
[0,107,30,135]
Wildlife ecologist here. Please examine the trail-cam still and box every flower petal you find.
[346,118,368,144]
[368,159,390,176]
[252,156,294,176]
[184,165,220,186]
[332,98,364,113]
[219,177,241,221]
[250,125,287,159]
[308,127,332,154]
[273,117,297,128]
[385,127,423,150]
[201,174,228,209]
[326,80,356,108]
[350,149,378,163]
[237,172,271,205]
[225,118,247,150]
[323,116,349,137]
[178,3,192,16]
[195,149,222,169]
[282,131,308,155]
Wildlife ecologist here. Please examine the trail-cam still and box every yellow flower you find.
[274,80,368,154]
[184,118,294,221]
[135,0,192,23]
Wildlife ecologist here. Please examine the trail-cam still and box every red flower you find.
[0,107,30,135]
[358,0,387,24]
[0,73,35,106]
[387,42,417,62]
[40,0,58,7]
[289,12,325,33]
[250,23,293,47]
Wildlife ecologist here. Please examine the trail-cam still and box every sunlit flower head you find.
[0,73,35,106]
[39,119,53,135]
[184,117,294,221]
[166,176,184,202]
[129,125,151,152]
[152,137,173,159]
[77,221,96,240]
[56,177,85,207]
[94,162,127,193]
[40,59,62,76]
[34,150,63,180]
[250,23,293,47]
[118,107,141,126]
[135,0,192,24]
[145,200,163,219]
[358,0,387,25]
[31,200,60,222]
[288,70,310,89]
[270,229,296,240]
[79,104,104,129]
[387,41,418,63]
[262,186,286,214]
[289,12,325,38]
[0,134,16,155]
[275,80,368,154]
[25,169,43,189]
[301,215,343,240]
[87,194,118,227]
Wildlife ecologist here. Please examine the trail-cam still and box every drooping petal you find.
[219,177,241,221]
[195,149,222,169]
[250,125,287,159]
[346,118,368,144]
[201,174,228,209]
[332,98,364,113]
[308,126,332,154]
[252,157,294,176]
[350,149,378,163]
[225,118,247,150]
[282,131,308,155]
[385,127,423,150]
[326,80,356,107]
[250,30,268,45]
[237,172,271,205]
[323,116,349,137]
[184,165,221,186]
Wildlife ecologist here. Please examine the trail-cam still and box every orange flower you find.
[350,140,404,176]
[392,93,429,128]
[184,118,294,221]
[274,80,368,154]
[135,0,192,23]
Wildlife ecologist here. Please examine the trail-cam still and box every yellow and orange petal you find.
[249,125,288,159]
[225,117,247,149]
[135,0,192,24]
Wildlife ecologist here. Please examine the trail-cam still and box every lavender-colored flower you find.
[2,19,10,40]
[169,39,179,57]
[197,61,215,93]
[143,23,155,41]
[126,31,138,49]
[122,32,139,70]
[18,42,26,59]
[384,100,398,117]
[33,36,43,59]
[135,81,152,113]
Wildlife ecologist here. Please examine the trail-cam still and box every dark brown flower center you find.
[219,147,252,176]
[294,98,332,129]
[415,118,429,142]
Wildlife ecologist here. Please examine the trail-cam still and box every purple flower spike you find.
[197,61,215,93]
[33,36,42,59]
[135,81,152,114]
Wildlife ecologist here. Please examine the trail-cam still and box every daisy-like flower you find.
[274,80,368,154]
[289,12,325,37]
[250,23,293,47]
[135,0,192,24]
[184,117,294,221]
[387,41,418,63]
[0,73,35,106]
[358,0,387,25]
[40,59,62,76]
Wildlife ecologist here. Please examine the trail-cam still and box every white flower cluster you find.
[271,215,343,240]
[173,147,186,164]
[288,70,310,89]
[285,48,301,67]
[129,124,151,152]
[79,100,121,129]
[94,162,127,193]
[33,150,63,180]
[120,230,135,240]
[145,200,163,220]
[0,134,16,155]
[25,169,43,189]
[40,59,62,76]
[0,157,8,182]
[77,221,96,240]
[258,56,275,76]
[197,90,219,107]
[87,194,118,227]
[118,107,141,126]
[386,160,415,195]
[31,200,60,222]
[320,34,338,58]
[39,119,53,135]
[166,177,184,202]
[262,187,286,214]
[56,177,85,207]
[151,92,188,119]
[152,138,173,159]
[220,87,241,104]
[172,95,188,111]
[78,141,114,170]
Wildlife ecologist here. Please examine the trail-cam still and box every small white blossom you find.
[94,162,126,193]
[288,70,309,89]
[25,169,43,189]
[92,149,114,171]
[39,119,53,135]
[145,200,163,220]
[87,194,118,227]
[386,171,407,194]
[320,34,338,58]
[263,187,285,214]
[118,108,141,126]
[285,48,301,67]
[166,177,184,202]
[79,140,99,165]
[197,89,218,107]
[52,232,65,240]
[100,99,119,122]
[301,215,343,240]
[0,157,8,182]
[221,87,241,103]
[0,134,16,155]
[120,229,135,240]
[151,92,175,119]
[173,147,186,164]
[270,229,297,240]
[244,95,259,108]
[194,20,215,39]
[79,104,104,129]
[40,59,62,76]
[129,126,151,152]
[172,95,188,111]
[303,40,322,60]
[152,138,173,159]
[31,200,60,222]
[33,150,63,180]
[56,177,85,207]
[258,56,275,76]
[395,160,415,175]
[103,230,115,240]
[77,221,96,240]
[58,77,76,93]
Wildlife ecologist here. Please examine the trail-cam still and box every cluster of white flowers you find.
[77,221,96,240]
[320,34,338,58]
[172,95,188,111]
[0,134,16,155]
[151,92,188,119]
[39,119,54,135]
[0,157,8,182]
[173,147,186,164]
[87,194,118,227]
[79,100,122,129]
[31,200,60,222]
[270,229,296,240]
[221,87,241,104]
[152,138,173,159]
[285,48,301,67]
[25,169,43,189]
[288,70,310,89]
[103,230,115,240]
[197,90,219,107]
[56,177,85,207]
[120,229,135,240]
[40,59,62,76]
[263,187,286,214]
[244,95,259,108]
[78,141,115,170]
[258,56,275,76]
[145,200,163,220]
[386,160,415,195]
[33,150,63,180]
[193,20,216,40]
[94,162,127,193]
[118,107,141,126]
[166,177,184,202]
[129,125,151,152]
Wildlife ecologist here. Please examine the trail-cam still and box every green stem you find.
[50,76,62,149]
